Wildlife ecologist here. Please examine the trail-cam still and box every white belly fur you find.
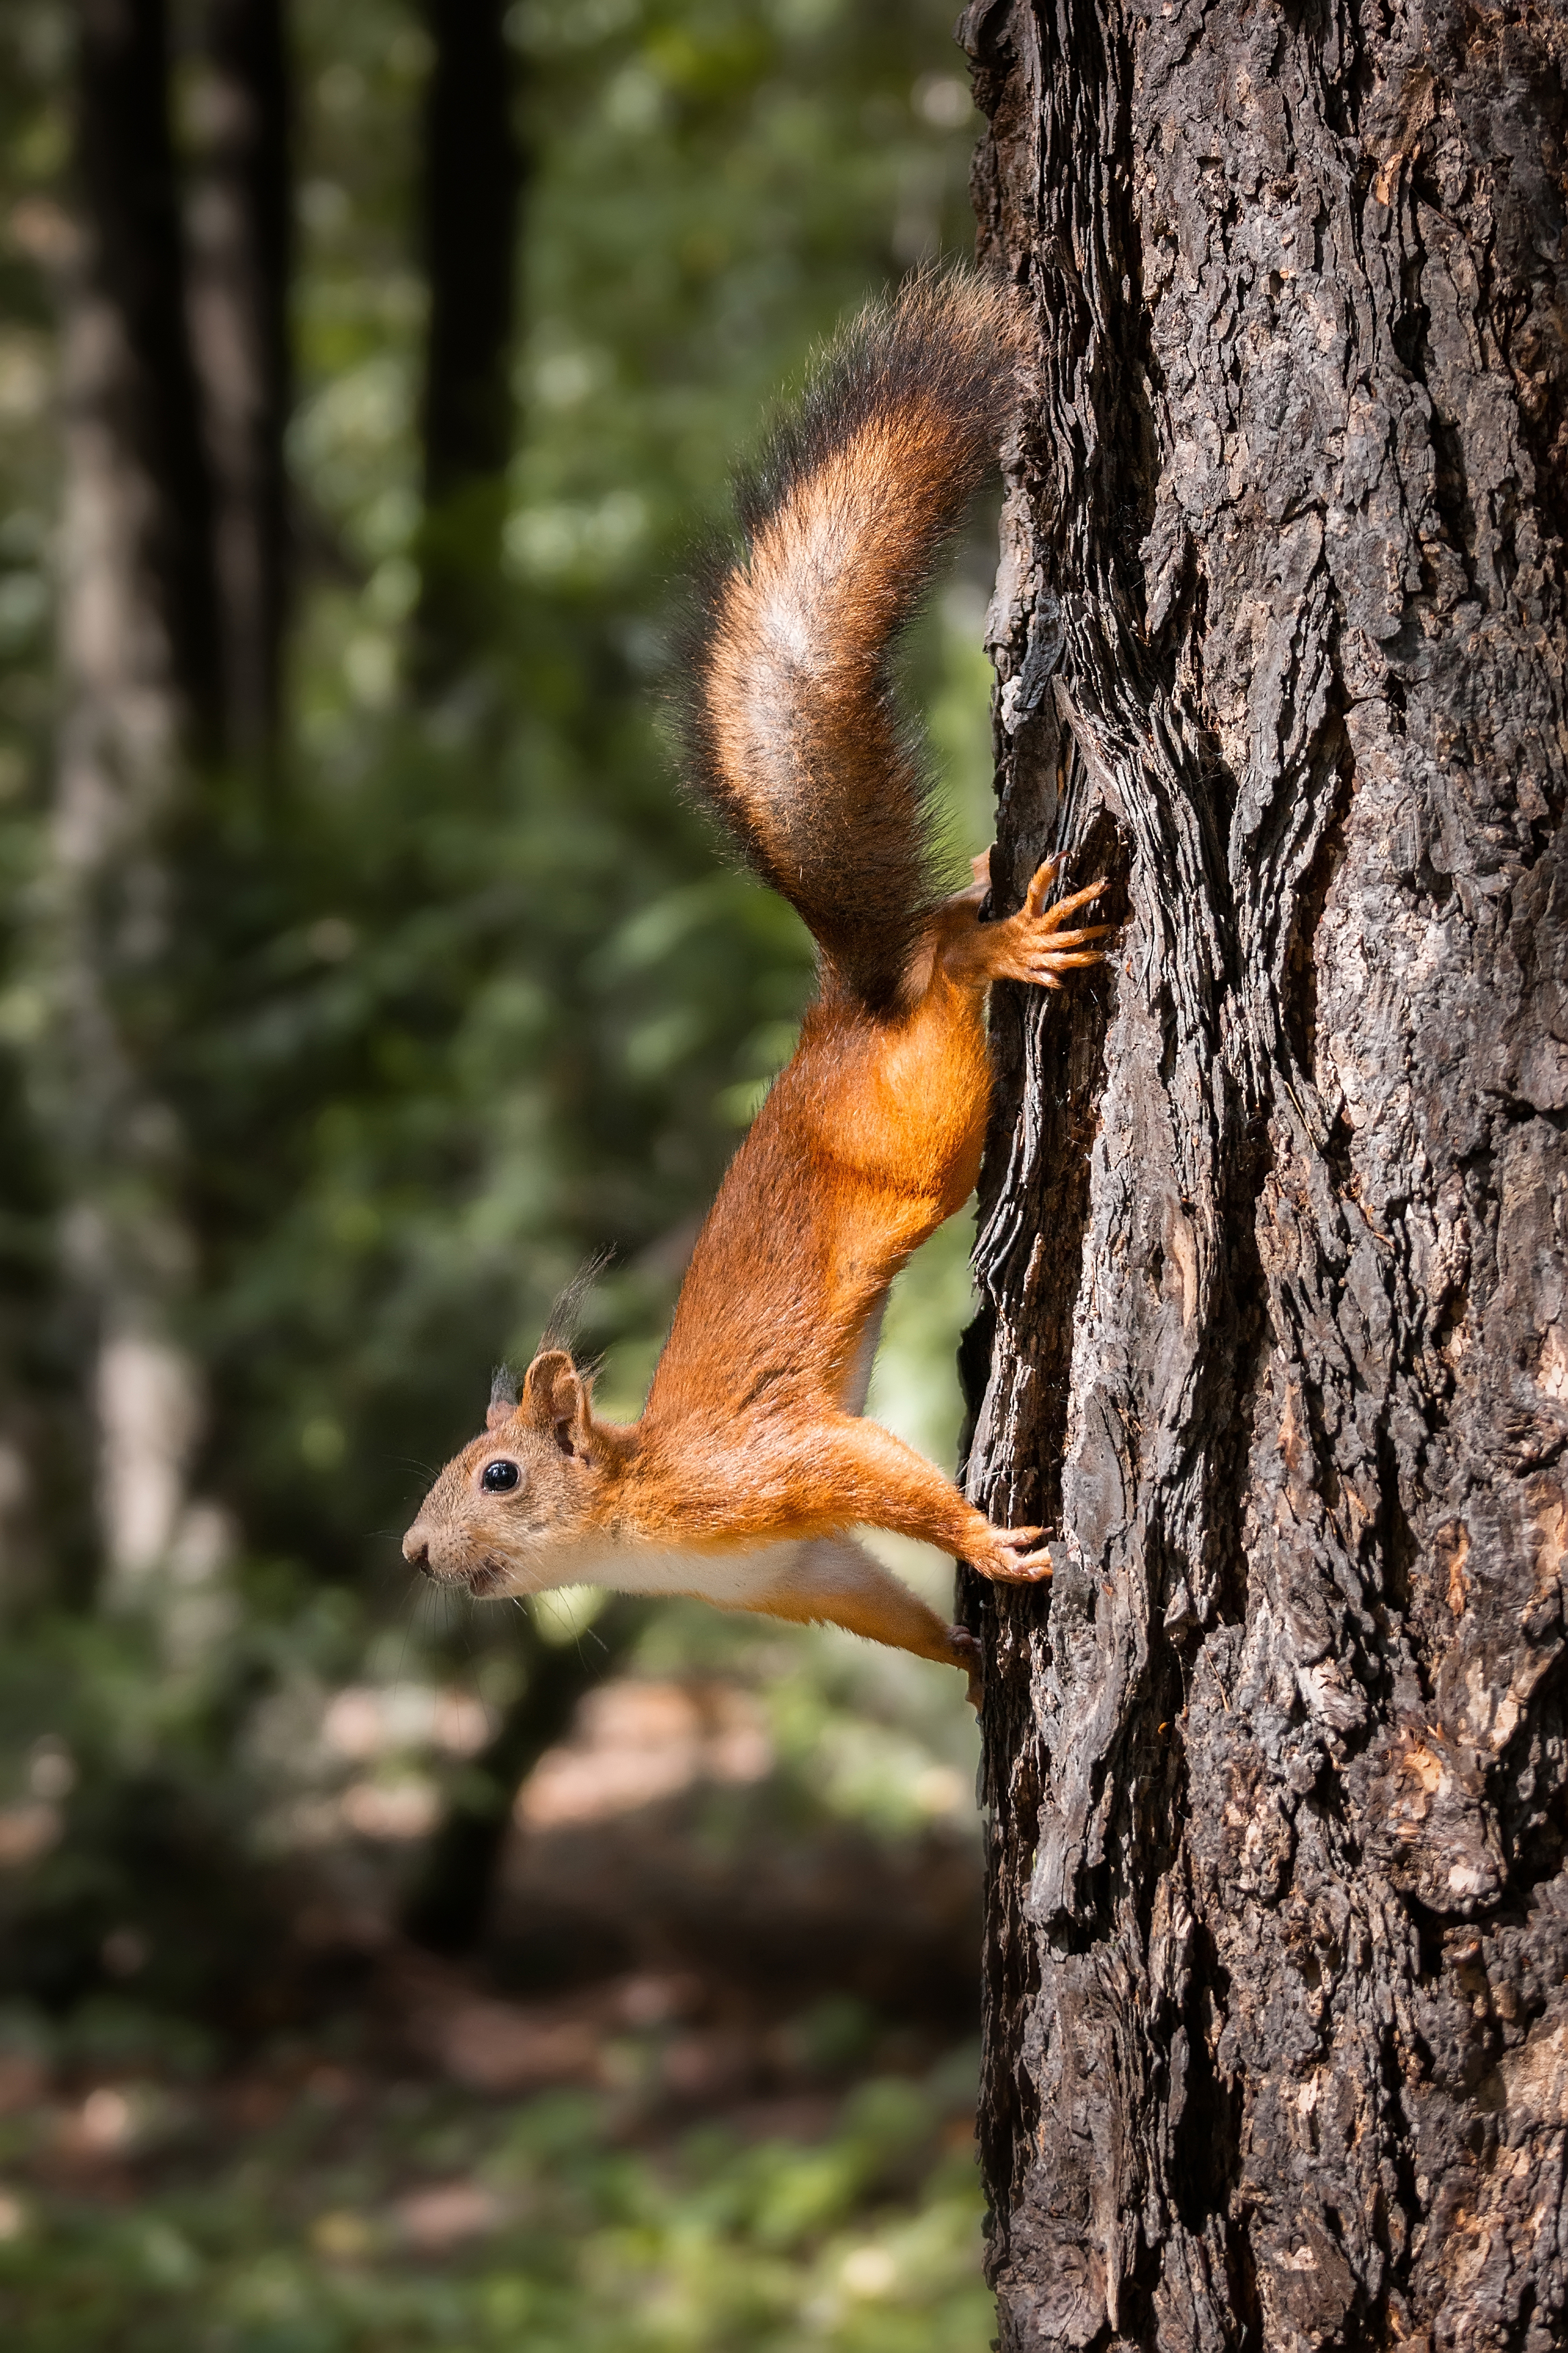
[512,1534,823,1609]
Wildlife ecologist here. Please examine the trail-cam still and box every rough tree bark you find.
[956,2,1568,2346]
[411,0,523,694]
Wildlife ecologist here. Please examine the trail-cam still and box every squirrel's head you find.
[401,1352,619,1597]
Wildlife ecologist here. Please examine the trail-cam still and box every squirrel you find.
[403,274,1107,1701]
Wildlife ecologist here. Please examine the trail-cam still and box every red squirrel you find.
[403,275,1106,1698]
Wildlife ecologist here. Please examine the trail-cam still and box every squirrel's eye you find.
[481,1460,521,1494]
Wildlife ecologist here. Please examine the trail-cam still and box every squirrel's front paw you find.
[969,1525,1053,1583]
[947,1624,984,1708]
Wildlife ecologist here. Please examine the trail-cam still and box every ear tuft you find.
[486,1363,518,1433]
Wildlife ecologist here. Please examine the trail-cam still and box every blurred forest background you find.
[0,2,1004,2344]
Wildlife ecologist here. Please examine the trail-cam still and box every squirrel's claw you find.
[1026,866,1106,924]
[948,1624,984,1709]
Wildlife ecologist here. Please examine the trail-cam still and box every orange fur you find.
[403,277,1108,1699]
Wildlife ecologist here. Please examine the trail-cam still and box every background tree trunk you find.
[956,2,1568,2346]
[54,0,226,1602]
[401,1597,646,1954]
[411,0,522,695]
[398,7,648,1954]
[188,0,292,762]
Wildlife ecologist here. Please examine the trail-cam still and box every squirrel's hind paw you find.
[961,863,1116,992]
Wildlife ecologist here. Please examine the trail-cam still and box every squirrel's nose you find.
[403,1525,432,1572]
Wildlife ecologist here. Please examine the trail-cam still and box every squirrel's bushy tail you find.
[677,272,1020,1014]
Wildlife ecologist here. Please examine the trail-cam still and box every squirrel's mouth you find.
[464,1556,511,1597]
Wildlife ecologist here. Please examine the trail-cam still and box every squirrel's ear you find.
[485,1364,519,1433]
[518,1349,591,1455]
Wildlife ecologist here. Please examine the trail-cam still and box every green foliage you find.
[0,23,999,2329]
[0,2065,991,2350]
[163,0,997,1579]
[0,0,992,1586]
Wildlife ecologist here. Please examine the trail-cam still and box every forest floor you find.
[0,1673,993,2352]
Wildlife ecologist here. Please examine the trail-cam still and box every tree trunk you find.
[72,0,224,737]
[956,3,1568,2347]
[411,0,522,694]
[401,1597,646,1954]
[401,9,613,1949]
[52,0,226,1603]
[188,0,292,761]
